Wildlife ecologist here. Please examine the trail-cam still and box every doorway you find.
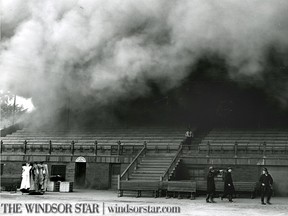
[110,164,121,190]
[74,157,86,188]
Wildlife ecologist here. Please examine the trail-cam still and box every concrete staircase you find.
[128,152,176,181]
[119,151,178,197]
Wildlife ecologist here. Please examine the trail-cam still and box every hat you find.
[227,167,232,170]
[263,167,268,172]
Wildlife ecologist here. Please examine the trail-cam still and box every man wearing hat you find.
[221,167,235,202]
[206,166,222,203]
[259,167,273,205]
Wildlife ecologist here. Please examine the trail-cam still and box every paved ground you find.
[1,190,287,216]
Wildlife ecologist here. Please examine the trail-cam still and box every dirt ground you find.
[1,190,287,216]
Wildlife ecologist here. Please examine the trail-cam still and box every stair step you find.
[137,166,168,169]
[144,155,175,158]
[136,168,166,171]
[142,157,173,160]
[128,177,161,181]
[144,155,173,160]
[146,154,176,156]
[141,161,172,164]
[131,173,162,176]
[140,161,171,165]
[137,163,167,169]
[134,171,164,175]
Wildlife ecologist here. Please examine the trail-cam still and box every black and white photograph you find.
[1,0,288,215]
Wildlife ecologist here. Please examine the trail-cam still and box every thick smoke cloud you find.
[1,0,288,127]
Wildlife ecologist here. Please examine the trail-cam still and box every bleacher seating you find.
[1,127,186,155]
[198,128,288,155]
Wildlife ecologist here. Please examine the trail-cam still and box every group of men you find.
[206,166,274,205]
[20,162,49,195]
[184,128,274,205]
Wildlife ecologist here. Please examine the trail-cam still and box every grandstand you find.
[1,126,288,196]
[1,60,288,197]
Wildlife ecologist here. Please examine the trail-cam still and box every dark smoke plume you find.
[1,0,288,128]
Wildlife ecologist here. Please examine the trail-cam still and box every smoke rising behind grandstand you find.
[0,0,288,127]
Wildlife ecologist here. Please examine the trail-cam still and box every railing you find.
[161,144,183,181]
[197,141,288,156]
[0,139,143,156]
[120,142,147,181]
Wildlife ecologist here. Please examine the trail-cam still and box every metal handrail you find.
[161,144,183,181]
[120,144,147,180]
[0,140,144,156]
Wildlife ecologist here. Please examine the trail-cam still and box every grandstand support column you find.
[0,140,3,154]
[234,142,238,158]
[23,140,27,154]
[117,175,122,197]
[71,141,75,155]
[49,140,52,155]
[117,141,121,155]
[94,141,98,156]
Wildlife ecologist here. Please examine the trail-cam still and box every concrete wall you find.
[2,158,288,196]
[181,158,288,196]
[85,163,110,189]
[182,159,259,182]
[0,161,22,177]
[266,166,288,196]
[0,160,130,190]
[66,163,75,182]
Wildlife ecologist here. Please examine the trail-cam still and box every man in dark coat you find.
[206,166,221,203]
[259,167,273,205]
[221,167,235,202]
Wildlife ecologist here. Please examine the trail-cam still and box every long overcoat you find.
[207,170,219,193]
[224,172,235,194]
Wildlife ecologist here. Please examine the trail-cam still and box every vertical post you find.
[117,141,121,155]
[143,141,147,156]
[234,141,238,157]
[117,175,122,197]
[23,140,27,154]
[71,140,75,155]
[94,140,98,156]
[49,140,52,155]
[0,140,3,154]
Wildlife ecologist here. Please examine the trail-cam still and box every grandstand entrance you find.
[75,157,86,188]
[110,164,121,190]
